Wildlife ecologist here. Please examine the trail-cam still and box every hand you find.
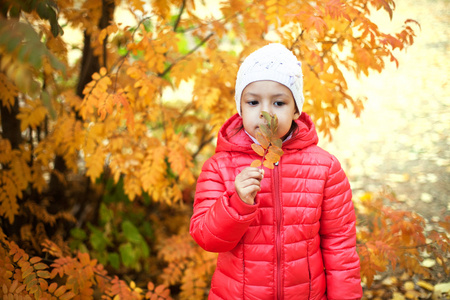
[235,167,264,205]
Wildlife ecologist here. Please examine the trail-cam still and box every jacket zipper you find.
[274,162,282,300]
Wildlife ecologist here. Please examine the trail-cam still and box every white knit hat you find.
[235,43,304,115]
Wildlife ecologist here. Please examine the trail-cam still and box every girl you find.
[190,43,362,299]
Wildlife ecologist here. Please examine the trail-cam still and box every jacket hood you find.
[215,112,319,154]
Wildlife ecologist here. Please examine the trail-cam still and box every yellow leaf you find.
[17,100,48,131]
[0,73,18,109]
[404,281,415,291]
[99,67,107,76]
[417,280,434,291]
[391,292,405,300]
[130,0,146,12]
[85,147,105,182]
[92,72,101,81]
[0,171,20,223]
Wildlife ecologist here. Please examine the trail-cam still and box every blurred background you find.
[320,0,449,221]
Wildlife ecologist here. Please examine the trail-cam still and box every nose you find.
[260,102,272,116]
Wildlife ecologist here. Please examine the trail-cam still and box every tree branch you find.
[173,0,186,32]
[159,32,214,78]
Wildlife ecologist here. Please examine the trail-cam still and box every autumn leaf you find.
[251,144,265,157]
[251,112,284,169]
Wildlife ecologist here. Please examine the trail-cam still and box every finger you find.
[240,168,264,180]
[240,185,261,199]
[236,176,261,189]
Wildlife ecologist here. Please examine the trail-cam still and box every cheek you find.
[277,121,293,136]
[242,118,254,132]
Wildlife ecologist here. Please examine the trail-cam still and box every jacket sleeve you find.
[190,157,259,253]
[320,156,362,300]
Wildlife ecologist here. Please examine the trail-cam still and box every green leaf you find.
[259,124,272,140]
[70,228,87,240]
[122,220,142,244]
[176,33,190,55]
[272,138,282,148]
[48,55,66,75]
[271,114,279,135]
[99,203,113,225]
[119,243,136,267]
[88,224,110,251]
[139,240,150,257]
[41,90,56,120]
[108,253,120,269]
[18,45,31,62]
[6,35,21,52]
[261,111,272,123]
[141,221,154,241]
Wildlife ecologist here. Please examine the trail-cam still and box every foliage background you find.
[0,0,449,299]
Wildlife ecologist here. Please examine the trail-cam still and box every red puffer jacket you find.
[190,113,362,300]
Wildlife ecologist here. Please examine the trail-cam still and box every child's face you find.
[241,80,300,140]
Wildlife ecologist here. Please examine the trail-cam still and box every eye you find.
[247,100,259,106]
[274,101,285,107]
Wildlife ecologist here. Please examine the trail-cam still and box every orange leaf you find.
[54,286,67,297]
[29,256,42,264]
[251,144,265,157]
[48,282,58,293]
[37,270,51,278]
[255,131,270,149]
[263,160,274,169]
[33,263,48,270]
[22,264,34,279]
[155,284,169,295]
[60,291,76,300]
[250,160,262,168]
[266,152,280,164]
[269,145,283,156]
